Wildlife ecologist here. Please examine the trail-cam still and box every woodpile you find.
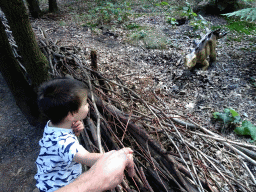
[36,27,256,192]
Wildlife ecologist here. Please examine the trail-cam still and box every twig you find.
[139,167,154,192]
[189,131,256,150]
[227,151,256,186]
[242,161,256,185]
[188,119,256,165]
[73,55,103,153]
[185,141,236,192]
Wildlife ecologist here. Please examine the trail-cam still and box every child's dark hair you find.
[38,78,87,125]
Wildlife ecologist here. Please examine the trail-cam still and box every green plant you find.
[225,18,256,35]
[144,30,168,49]
[190,15,210,30]
[180,3,209,30]
[181,2,197,20]
[155,1,169,7]
[213,108,241,125]
[223,8,256,22]
[126,23,140,30]
[130,30,147,40]
[213,108,256,142]
[227,36,243,42]
[88,1,131,25]
[128,28,168,49]
[166,17,178,25]
[154,1,172,12]
[234,120,256,141]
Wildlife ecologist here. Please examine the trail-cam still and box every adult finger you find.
[119,148,135,177]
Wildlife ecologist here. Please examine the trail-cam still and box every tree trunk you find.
[26,0,41,18]
[49,0,58,13]
[0,20,40,125]
[0,0,49,89]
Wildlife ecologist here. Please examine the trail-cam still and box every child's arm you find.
[73,146,103,167]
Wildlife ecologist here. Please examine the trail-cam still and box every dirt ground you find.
[1,1,256,191]
[0,73,43,192]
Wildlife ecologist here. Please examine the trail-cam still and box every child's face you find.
[73,97,89,121]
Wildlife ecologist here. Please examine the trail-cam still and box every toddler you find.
[34,78,102,192]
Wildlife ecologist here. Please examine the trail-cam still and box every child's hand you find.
[72,120,84,136]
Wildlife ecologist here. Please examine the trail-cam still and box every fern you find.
[223,8,256,21]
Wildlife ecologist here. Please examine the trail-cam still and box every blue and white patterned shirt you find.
[35,121,83,192]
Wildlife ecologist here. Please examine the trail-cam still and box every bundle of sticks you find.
[37,27,256,192]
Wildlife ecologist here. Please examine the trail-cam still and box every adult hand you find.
[87,147,135,191]
[56,148,135,192]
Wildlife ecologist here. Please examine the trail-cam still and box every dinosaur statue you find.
[184,29,227,70]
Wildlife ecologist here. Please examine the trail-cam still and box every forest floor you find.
[30,1,256,134]
[1,0,256,191]
[0,72,43,192]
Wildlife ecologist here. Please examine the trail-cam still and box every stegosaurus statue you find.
[184,29,227,70]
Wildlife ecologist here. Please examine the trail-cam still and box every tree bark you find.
[49,0,58,13]
[26,0,41,18]
[0,0,50,89]
[0,20,40,125]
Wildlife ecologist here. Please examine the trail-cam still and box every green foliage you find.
[213,108,256,142]
[177,3,209,30]
[190,15,210,31]
[226,35,243,42]
[166,17,178,25]
[225,18,256,35]
[155,1,169,7]
[181,2,197,20]
[144,30,168,49]
[130,30,147,40]
[234,120,256,141]
[223,8,256,21]
[88,1,131,25]
[128,28,168,49]
[213,108,241,125]
[126,23,141,30]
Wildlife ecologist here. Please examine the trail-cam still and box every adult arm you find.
[56,148,135,192]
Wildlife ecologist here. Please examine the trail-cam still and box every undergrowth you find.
[127,27,168,49]
[213,108,256,142]
[58,0,255,50]
[86,1,131,26]
[225,18,256,35]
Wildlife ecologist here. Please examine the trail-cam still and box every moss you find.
[225,18,256,35]
[127,27,168,49]
[227,36,243,42]
[126,23,141,30]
